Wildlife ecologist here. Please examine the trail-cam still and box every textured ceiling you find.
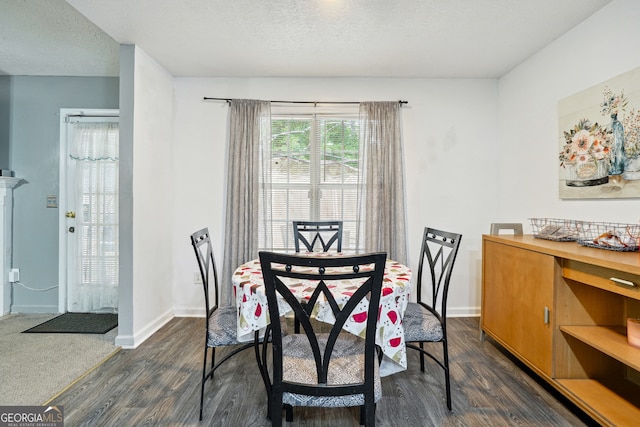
[2,0,612,78]
[0,0,119,76]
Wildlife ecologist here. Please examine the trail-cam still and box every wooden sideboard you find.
[481,234,640,426]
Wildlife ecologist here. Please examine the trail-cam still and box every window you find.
[262,114,362,252]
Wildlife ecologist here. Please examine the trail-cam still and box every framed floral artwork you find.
[558,66,640,199]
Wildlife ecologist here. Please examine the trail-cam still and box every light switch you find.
[46,195,58,208]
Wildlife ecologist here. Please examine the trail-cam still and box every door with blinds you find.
[59,109,119,313]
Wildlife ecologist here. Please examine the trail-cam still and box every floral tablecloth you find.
[232,254,412,376]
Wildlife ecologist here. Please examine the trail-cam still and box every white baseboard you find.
[115,308,174,349]
[10,304,59,313]
[173,307,204,317]
[446,306,480,317]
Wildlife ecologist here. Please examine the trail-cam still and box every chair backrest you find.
[416,227,462,319]
[190,227,219,316]
[293,220,343,253]
[489,223,523,235]
[259,251,386,400]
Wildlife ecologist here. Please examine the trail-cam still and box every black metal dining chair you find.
[292,220,344,333]
[190,227,256,421]
[293,220,343,253]
[402,227,462,410]
[259,251,387,427]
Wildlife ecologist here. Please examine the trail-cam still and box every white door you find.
[59,109,119,313]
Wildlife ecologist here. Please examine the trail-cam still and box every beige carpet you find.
[0,313,121,405]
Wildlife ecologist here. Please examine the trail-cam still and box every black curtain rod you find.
[203,97,408,106]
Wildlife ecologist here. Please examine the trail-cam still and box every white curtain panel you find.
[358,102,408,264]
[221,99,272,306]
[68,122,119,312]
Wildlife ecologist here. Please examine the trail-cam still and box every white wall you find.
[132,46,176,341]
[117,46,175,348]
[498,0,640,224]
[172,77,499,317]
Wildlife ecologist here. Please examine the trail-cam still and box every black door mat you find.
[23,312,118,334]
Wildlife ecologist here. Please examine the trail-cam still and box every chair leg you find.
[407,340,453,411]
[199,346,213,421]
[199,343,257,420]
[270,393,283,427]
[255,331,273,420]
[210,347,216,379]
[360,403,376,426]
[285,405,293,422]
[443,340,452,410]
[294,315,301,334]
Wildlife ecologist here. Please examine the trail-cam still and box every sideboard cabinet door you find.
[482,240,555,377]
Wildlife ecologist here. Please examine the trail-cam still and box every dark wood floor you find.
[50,316,596,426]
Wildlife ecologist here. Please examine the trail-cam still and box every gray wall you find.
[116,45,133,343]
[0,77,9,169]
[9,76,119,312]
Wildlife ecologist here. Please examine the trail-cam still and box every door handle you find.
[66,211,76,218]
[68,226,75,233]
[544,306,550,324]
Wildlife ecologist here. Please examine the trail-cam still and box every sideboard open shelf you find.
[482,234,640,426]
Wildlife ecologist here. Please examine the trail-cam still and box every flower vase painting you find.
[558,66,640,199]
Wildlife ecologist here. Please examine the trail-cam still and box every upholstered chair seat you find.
[281,333,382,407]
[402,303,443,343]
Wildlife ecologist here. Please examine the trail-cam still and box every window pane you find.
[342,221,358,252]
[286,188,311,219]
[318,187,358,220]
[263,114,362,253]
[320,118,360,185]
[272,118,312,184]
[271,220,289,251]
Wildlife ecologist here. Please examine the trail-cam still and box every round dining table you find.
[232,252,412,376]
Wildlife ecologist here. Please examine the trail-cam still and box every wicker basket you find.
[575,221,640,252]
[529,218,580,242]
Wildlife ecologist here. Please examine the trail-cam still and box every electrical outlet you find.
[9,268,19,283]
[194,272,203,285]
